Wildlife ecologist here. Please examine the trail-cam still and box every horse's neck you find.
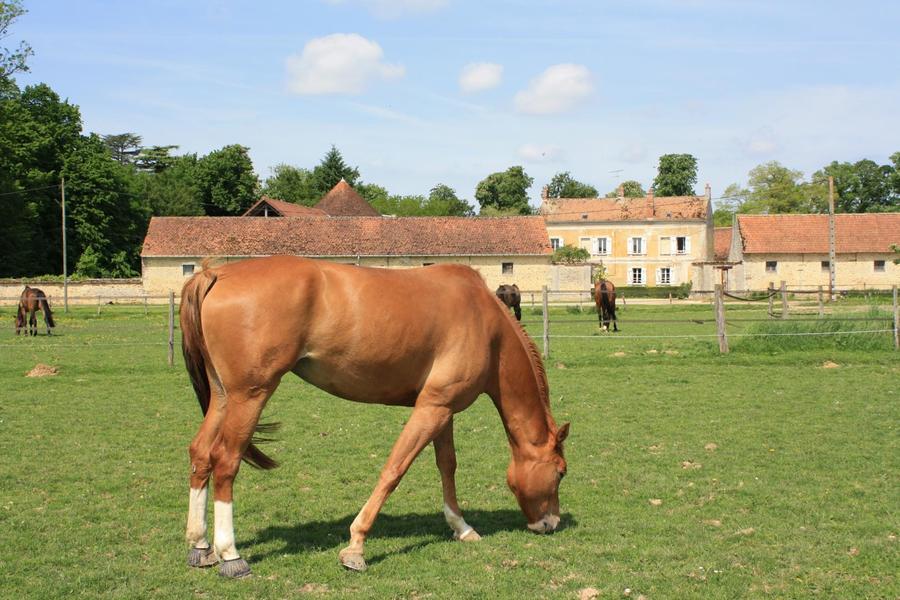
[493,325,553,454]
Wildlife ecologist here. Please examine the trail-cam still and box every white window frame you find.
[594,236,611,256]
[659,236,672,256]
[579,237,592,253]
[629,266,646,285]
[502,262,514,275]
[874,260,886,272]
[182,263,195,277]
[550,237,563,250]
[628,236,646,256]
[765,260,778,273]
[656,267,673,285]
[675,236,691,255]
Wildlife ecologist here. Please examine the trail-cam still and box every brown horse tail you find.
[180,266,279,470]
[40,297,55,328]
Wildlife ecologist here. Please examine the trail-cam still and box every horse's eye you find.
[558,470,566,480]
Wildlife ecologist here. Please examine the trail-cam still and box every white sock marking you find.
[214,500,239,560]
[443,503,475,539]
[186,487,209,548]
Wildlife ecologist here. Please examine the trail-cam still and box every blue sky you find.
[13,0,900,207]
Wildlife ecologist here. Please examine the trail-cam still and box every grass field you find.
[0,302,897,599]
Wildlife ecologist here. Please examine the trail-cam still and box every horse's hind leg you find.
[340,402,453,572]
[186,383,225,569]
[29,311,37,336]
[434,417,480,542]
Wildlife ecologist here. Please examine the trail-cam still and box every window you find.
[502,262,514,275]
[660,236,689,255]
[675,236,689,255]
[821,260,830,271]
[657,267,672,285]
[765,261,777,273]
[628,237,645,255]
[594,237,610,256]
[874,260,886,272]
[629,267,645,285]
[550,237,563,250]
[422,262,435,267]
[182,264,195,276]
[659,236,671,255]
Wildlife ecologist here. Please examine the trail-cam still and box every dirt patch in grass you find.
[26,364,58,377]
[822,361,840,369]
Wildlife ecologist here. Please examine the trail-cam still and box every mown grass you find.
[0,303,897,599]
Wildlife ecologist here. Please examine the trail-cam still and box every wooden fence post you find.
[780,281,788,319]
[818,285,824,317]
[97,294,102,316]
[144,294,149,316]
[168,291,175,367]
[715,284,729,354]
[768,281,775,318]
[893,285,898,351]
[542,286,550,359]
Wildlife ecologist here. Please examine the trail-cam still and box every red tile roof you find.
[714,227,732,261]
[314,180,380,217]
[243,196,326,217]
[142,216,552,257]
[542,195,708,223]
[738,213,900,254]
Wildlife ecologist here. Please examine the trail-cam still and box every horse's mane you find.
[491,294,551,413]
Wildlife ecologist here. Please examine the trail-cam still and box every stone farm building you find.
[540,185,717,289]
[141,215,552,295]
[727,213,900,290]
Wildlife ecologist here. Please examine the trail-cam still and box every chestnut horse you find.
[495,283,522,321]
[593,279,618,332]
[15,286,55,336]
[180,256,569,577]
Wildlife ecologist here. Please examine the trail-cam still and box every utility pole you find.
[61,177,68,313]
[828,176,836,301]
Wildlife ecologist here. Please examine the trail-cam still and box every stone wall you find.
[0,279,146,306]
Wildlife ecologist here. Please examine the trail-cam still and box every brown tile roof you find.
[714,227,732,261]
[541,195,708,223]
[142,216,552,257]
[738,213,900,254]
[314,180,380,217]
[243,196,326,217]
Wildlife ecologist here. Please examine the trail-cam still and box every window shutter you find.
[685,237,691,255]
[660,237,670,256]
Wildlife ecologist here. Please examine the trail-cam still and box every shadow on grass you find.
[244,509,577,566]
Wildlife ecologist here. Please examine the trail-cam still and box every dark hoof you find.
[218,557,252,578]
[187,546,218,568]
[339,550,367,572]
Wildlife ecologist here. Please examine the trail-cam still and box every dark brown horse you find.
[593,279,618,332]
[495,283,522,321]
[180,256,569,577]
[15,286,55,336]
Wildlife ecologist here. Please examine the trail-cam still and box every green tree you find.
[606,180,646,198]
[137,153,203,216]
[713,183,748,226]
[63,134,148,277]
[357,182,390,208]
[0,0,32,81]
[652,154,698,196]
[312,145,360,197]
[547,172,598,198]
[261,164,318,205]
[194,144,259,216]
[740,161,822,214]
[425,184,474,216]
[102,133,142,166]
[475,166,534,215]
[551,244,589,264]
[813,159,897,213]
[135,144,179,173]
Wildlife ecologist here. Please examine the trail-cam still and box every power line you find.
[0,184,61,197]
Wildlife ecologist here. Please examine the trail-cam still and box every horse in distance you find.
[495,283,522,321]
[180,256,569,577]
[593,279,618,332]
[15,286,55,336]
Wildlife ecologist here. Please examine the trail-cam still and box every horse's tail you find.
[180,266,279,470]
[40,297,55,328]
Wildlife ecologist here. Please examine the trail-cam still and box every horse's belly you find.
[292,358,421,407]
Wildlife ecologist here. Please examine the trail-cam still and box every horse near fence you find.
[496,283,522,321]
[180,256,569,577]
[15,286,55,336]
[593,279,618,332]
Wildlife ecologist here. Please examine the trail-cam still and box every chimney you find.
[541,185,549,201]
[705,182,711,200]
[616,184,624,199]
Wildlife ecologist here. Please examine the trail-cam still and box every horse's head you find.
[14,304,25,334]
[507,422,569,533]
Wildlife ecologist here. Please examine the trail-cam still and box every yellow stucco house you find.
[540,186,716,289]
[728,213,900,290]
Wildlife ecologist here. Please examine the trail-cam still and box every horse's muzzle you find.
[527,514,560,534]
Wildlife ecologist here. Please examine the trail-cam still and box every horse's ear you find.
[556,422,570,444]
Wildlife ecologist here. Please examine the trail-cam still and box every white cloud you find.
[459,62,503,93]
[286,33,404,95]
[618,143,647,163]
[323,0,449,18]
[518,143,562,163]
[514,64,594,115]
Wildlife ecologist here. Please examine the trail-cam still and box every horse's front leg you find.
[340,403,452,572]
[434,417,480,542]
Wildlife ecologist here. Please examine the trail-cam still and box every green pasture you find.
[0,302,897,598]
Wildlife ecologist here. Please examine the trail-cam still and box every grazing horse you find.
[495,283,522,321]
[180,256,569,577]
[593,279,618,332]
[15,286,55,336]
